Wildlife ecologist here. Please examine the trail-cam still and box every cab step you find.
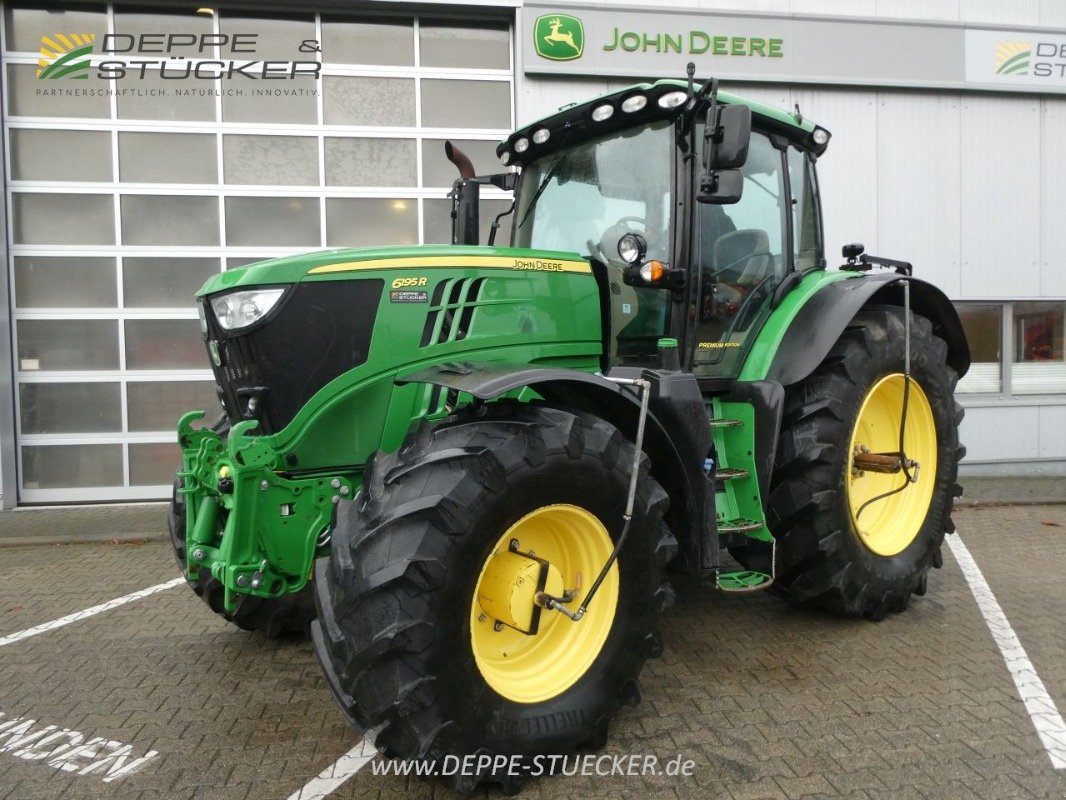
[709,418,743,429]
[716,570,773,593]
[716,539,776,594]
[718,518,762,534]
[714,467,750,481]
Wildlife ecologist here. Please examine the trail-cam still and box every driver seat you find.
[713,229,772,287]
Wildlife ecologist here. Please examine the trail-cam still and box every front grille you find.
[205,279,383,433]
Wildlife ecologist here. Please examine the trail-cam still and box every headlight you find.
[210,288,285,331]
[621,94,647,113]
[812,127,830,146]
[657,91,687,109]
[532,128,550,144]
[197,303,208,335]
[617,232,647,265]
[591,103,614,122]
[514,137,529,154]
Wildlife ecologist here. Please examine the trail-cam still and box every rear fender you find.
[762,273,970,386]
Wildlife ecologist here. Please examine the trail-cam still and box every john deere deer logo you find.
[534,14,584,61]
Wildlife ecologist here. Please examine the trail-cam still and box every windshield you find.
[512,121,672,262]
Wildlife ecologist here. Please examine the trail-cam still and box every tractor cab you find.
[492,78,830,377]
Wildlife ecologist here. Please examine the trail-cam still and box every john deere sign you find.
[523,2,1066,95]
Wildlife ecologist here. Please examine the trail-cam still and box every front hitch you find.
[176,411,358,612]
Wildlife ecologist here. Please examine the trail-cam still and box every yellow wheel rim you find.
[846,374,938,557]
[469,504,619,704]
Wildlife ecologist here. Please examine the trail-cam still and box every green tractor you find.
[171,71,967,788]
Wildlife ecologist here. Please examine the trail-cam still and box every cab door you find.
[690,129,790,378]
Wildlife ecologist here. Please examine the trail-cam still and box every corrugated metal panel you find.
[700,0,791,11]
[516,77,628,127]
[790,0,876,15]
[1038,405,1066,459]
[958,0,1040,25]
[792,88,880,263]
[723,81,791,111]
[960,405,1040,460]
[874,0,961,22]
[1040,97,1066,296]
[875,91,962,297]
[960,95,1041,298]
[1040,0,1066,27]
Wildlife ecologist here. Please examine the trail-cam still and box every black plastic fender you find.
[398,362,704,572]
[766,273,970,386]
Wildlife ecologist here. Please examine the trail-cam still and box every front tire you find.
[762,304,963,619]
[312,403,676,790]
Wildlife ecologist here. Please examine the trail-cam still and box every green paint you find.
[738,270,853,382]
[712,398,772,544]
[717,570,772,591]
[177,85,844,605]
[178,247,603,605]
[534,14,585,62]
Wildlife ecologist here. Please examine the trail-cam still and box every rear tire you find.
[759,304,963,619]
[312,403,676,791]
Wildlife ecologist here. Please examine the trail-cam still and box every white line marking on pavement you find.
[946,534,1066,769]
[287,738,377,800]
[0,577,185,647]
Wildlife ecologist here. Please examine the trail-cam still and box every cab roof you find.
[497,78,828,168]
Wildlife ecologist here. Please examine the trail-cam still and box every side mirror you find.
[705,104,751,170]
[698,168,743,205]
[698,103,751,205]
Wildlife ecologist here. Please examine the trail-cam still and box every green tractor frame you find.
[170,71,968,790]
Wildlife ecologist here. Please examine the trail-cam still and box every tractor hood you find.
[196,244,590,297]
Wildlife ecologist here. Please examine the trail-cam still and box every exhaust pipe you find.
[445,141,475,179]
[445,141,479,245]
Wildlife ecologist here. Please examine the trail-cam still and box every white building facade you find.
[1,0,1064,506]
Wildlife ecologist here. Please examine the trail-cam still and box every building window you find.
[954,302,1066,397]
[1013,302,1066,394]
[955,304,1002,393]
[2,2,514,502]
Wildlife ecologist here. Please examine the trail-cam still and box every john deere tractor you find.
[171,71,967,788]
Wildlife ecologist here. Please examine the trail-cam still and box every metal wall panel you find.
[874,0,961,22]
[958,0,1041,26]
[875,91,962,297]
[792,88,880,262]
[959,95,1042,298]
[790,0,876,15]
[1040,97,1066,296]
[516,76,628,127]
[1038,405,1066,459]
[960,405,1040,461]
[700,0,791,10]
[1040,0,1066,27]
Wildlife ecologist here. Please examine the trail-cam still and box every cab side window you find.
[693,131,788,375]
[788,146,823,271]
